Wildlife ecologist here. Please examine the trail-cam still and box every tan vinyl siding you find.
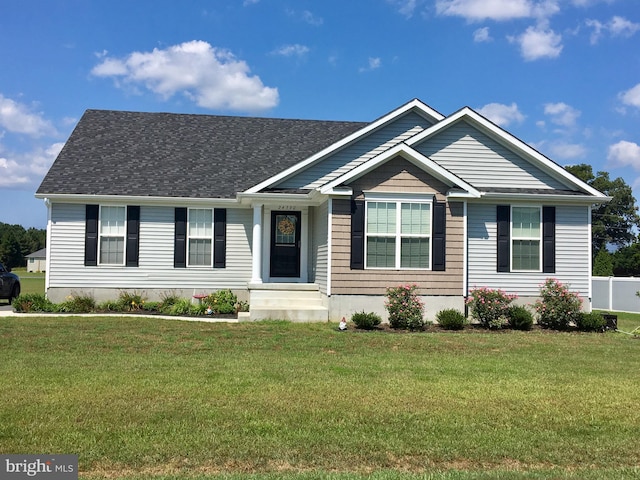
[415,120,569,190]
[48,202,253,291]
[277,111,434,190]
[467,203,590,297]
[330,157,464,295]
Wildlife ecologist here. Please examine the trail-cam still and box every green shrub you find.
[466,287,516,329]
[436,309,466,330]
[97,300,122,312]
[508,305,534,331]
[12,293,56,313]
[385,284,425,330]
[117,290,147,311]
[168,298,195,316]
[534,278,582,330]
[141,301,161,312]
[576,311,606,332]
[57,292,96,313]
[205,289,238,314]
[351,311,382,330]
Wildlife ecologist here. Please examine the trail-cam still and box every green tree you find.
[565,164,640,254]
[612,243,640,276]
[0,231,24,269]
[592,248,613,276]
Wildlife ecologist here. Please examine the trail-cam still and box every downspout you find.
[326,198,332,297]
[44,198,52,296]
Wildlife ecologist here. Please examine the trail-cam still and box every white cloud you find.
[608,140,640,169]
[619,83,640,109]
[91,40,279,112]
[435,0,558,22]
[609,16,640,38]
[0,142,62,188]
[301,10,323,26]
[359,57,382,72]
[477,102,525,126]
[387,0,419,18]
[473,27,492,42]
[548,142,586,159]
[544,102,581,127]
[0,95,57,137]
[510,24,563,60]
[586,16,640,44]
[0,157,29,186]
[271,44,310,57]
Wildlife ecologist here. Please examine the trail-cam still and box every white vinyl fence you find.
[592,276,640,313]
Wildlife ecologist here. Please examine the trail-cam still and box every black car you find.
[0,263,20,304]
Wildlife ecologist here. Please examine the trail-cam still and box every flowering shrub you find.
[534,278,582,330]
[385,284,425,330]
[466,287,517,329]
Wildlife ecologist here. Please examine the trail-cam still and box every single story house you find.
[36,99,609,321]
[26,248,46,273]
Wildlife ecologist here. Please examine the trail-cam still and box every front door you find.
[270,211,301,278]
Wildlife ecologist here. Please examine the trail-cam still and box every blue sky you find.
[1,0,639,228]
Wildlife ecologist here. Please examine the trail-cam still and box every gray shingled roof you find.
[37,109,367,199]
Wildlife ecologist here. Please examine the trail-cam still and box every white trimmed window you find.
[188,208,213,266]
[511,206,541,271]
[99,206,126,265]
[365,198,432,269]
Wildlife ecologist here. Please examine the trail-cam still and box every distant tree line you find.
[0,222,46,269]
[566,164,640,277]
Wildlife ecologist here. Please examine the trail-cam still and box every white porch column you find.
[251,203,263,284]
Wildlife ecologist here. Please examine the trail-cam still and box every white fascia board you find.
[36,193,240,207]
[319,143,481,197]
[236,191,322,207]
[245,99,445,194]
[407,107,608,200]
[477,192,612,205]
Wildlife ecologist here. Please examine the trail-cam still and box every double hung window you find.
[366,198,432,269]
[99,206,126,265]
[188,208,213,267]
[511,206,541,271]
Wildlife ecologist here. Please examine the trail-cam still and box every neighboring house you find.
[36,99,609,321]
[26,248,46,273]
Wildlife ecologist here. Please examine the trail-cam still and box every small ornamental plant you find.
[534,278,582,330]
[466,287,517,329]
[351,311,382,330]
[385,283,425,330]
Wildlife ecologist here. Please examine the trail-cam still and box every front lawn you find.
[0,318,638,479]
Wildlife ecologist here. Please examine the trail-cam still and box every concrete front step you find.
[247,283,328,322]
[248,306,329,322]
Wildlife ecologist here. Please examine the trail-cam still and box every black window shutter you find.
[432,201,446,271]
[126,206,140,267]
[350,200,365,270]
[84,204,99,266]
[497,205,510,272]
[542,206,556,273]
[213,208,226,268]
[174,207,187,268]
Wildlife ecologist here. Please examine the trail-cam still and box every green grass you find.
[0,318,638,480]
[11,268,45,296]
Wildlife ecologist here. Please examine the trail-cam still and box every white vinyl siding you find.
[277,112,434,190]
[414,121,569,190]
[99,206,125,265]
[468,203,590,297]
[47,203,253,291]
[309,203,329,293]
[511,206,541,271]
